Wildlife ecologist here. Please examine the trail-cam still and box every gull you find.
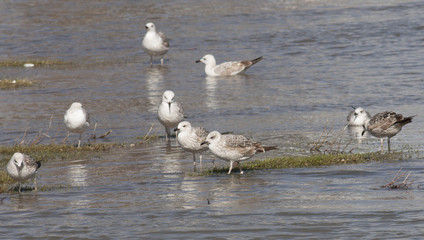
[157,90,184,142]
[195,54,263,76]
[363,111,414,153]
[142,22,169,65]
[64,102,90,148]
[6,153,41,192]
[174,121,209,171]
[347,106,371,126]
[201,131,276,174]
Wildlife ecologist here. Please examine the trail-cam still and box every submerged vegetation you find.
[0,79,34,89]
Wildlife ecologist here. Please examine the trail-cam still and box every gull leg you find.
[150,56,153,65]
[78,133,82,148]
[238,161,244,175]
[161,58,164,65]
[34,176,37,192]
[388,138,391,153]
[228,161,234,175]
[380,138,384,154]
[199,153,203,171]
[193,153,197,172]
[19,182,22,193]
[165,127,170,142]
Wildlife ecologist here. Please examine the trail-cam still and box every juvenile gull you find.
[64,102,90,148]
[363,111,414,153]
[142,22,169,65]
[6,152,41,192]
[157,90,184,142]
[347,107,371,126]
[174,121,209,171]
[196,54,263,76]
[201,131,276,174]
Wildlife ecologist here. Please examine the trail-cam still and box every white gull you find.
[64,102,90,148]
[157,90,184,142]
[142,22,169,65]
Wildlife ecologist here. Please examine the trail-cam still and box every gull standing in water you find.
[64,102,90,148]
[142,22,169,65]
[157,90,184,142]
[347,107,371,126]
[174,121,209,171]
[201,131,276,174]
[196,54,263,76]
[6,153,41,192]
[363,111,414,153]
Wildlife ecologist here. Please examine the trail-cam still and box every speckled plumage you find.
[174,121,209,170]
[196,54,263,76]
[364,111,414,153]
[6,152,41,192]
[202,131,276,174]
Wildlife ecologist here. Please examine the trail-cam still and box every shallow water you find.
[1,0,424,238]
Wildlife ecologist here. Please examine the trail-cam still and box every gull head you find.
[162,90,175,113]
[201,130,221,146]
[69,102,83,109]
[196,54,216,66]
[11,152,25,170]
[145,22,156,32]
[174,121,192,133]
[353,107,369,124]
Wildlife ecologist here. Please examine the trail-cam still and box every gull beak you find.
[195,59,201,63]
[353,112,358,121]
[145,26,148,29]
[168,102,171,114]
[201,141,209,146]
[174,128,179,132]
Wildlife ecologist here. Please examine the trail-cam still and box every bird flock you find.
[4,21,416,192]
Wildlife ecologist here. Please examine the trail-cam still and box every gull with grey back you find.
[157,90,184,142]
[64,102,90,148]
[142,22,169,65]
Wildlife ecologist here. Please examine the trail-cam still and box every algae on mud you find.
[0,79,34,89]
[197,152,406,175]
[0,59,68,67]
[0,142,125,193]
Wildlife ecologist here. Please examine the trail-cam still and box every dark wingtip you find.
[36,161,41,169]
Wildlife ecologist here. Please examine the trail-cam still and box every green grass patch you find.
[0,79,34,89]
[196,152,405,176]
[0,59,68,67]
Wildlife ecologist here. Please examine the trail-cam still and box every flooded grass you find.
[197,152,406,175]
[0,59,68,67]
[0,79,34,89]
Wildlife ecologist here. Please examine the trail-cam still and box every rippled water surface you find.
[1,0,424,238]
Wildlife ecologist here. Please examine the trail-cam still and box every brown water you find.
[1,0,424,238]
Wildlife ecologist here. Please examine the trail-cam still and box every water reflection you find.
[204,75,245,110]
[144,65,168,112]
[67,160,88,187]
